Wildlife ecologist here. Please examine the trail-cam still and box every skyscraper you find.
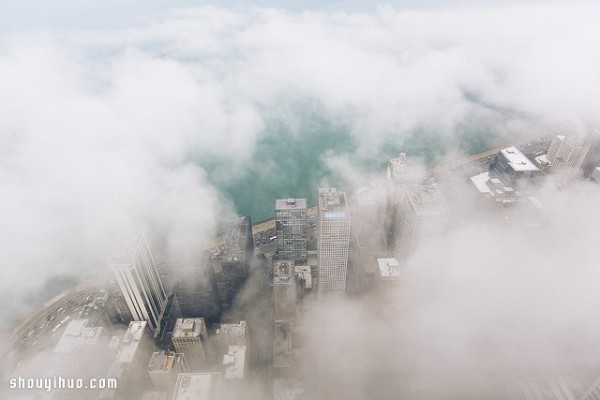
[275,198,308,264]
[317,188,351,298]
[214,216,254,309]
[109,232,167,332]
[394,182,447,261]
[174,254,221,321]
[546,134,585,175]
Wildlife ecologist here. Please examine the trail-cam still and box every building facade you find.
[172,318,208,371]
[317,188,351,298]
[275,198,308,264]
[109,233,167,332]
[394,183,447,261]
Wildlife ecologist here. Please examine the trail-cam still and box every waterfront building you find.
[273,260,297,321]
[489,146,539,187]
[317,188,351,298]
[275,198,308,264]
[109,232,167,332]
[546,134,585,175]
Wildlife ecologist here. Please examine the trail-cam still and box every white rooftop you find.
[173,373,217,400]
[500,146,539,172]
[115,321,148,364]
[223,345,246,380]
[173,318,206,339]
[377,258,401,278]
[54,319,104,354]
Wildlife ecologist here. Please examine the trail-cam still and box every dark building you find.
[174,254,222,322]
[214,216,254,309]
[155,293,182,350]
[275,198,308,264]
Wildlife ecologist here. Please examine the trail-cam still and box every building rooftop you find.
[294,266,312,289]
[387,153,407,180]
[274,260,296,284]
[215,321,247,342]
[115,321,148,364]
[223,345,246,380]
[173,373,219,400]
[406,183,447,216]
[54,319,104,354]
[107,230,146,266]
[377,258,401,278]
[499,146,539,172]
[147,351,179,373]
[173,318,206,339]
[275,198,307,210]
[318,188,348,214]
[222,216,251,263]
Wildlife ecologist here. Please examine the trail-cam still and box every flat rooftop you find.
[54,319,104,354]
[173,373,218,400]
[499,146,539,172]
[115,321,148,364]
[377,258,401,278]
[274,260,296,283]
[318,188,348,214]
[148,351,178,373]
[173,318,206,339]
[275,198,307,210]
[223,345,246,380]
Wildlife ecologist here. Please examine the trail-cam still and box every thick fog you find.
[1,1,600,398]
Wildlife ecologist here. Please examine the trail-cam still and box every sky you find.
[1,1,600,397]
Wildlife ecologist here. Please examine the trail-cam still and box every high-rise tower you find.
[317,188,351,298]
[109,232,167,332]
[275,198,308,264]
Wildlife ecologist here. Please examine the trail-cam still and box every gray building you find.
[394,182,447,261]
[317,188,351,299]
[174,254,221,321]
[489,146,540,187]
[275,198,308,264]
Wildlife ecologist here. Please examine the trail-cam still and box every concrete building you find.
[102,321,155,400]
[317,188,351,298]
[172,318,208,371]
[273,260,297,321]
[546,134,585,175]
[489,146,540,187]
[214,216,254,309]
[147,351,188,393]
[580,129,600,178]
[172,373,221,400]
[386,153,418,250]
[275,198,308,264]
[395,182,447,261]
[354,183,387,245]
[214,321,248,358]
[109,232,167,332]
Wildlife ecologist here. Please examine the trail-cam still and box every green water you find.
[200,100,516,223]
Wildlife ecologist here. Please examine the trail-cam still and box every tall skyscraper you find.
[546,134,585,175]
[386,153,418,251]
[109,232,167,332]
[394,182,448,261]
[214,216,254,309]
[172,318,208,371]
[317,188,351,298]
[579,129,600,178]
[275,198,308,264]
[174,254,221,321]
